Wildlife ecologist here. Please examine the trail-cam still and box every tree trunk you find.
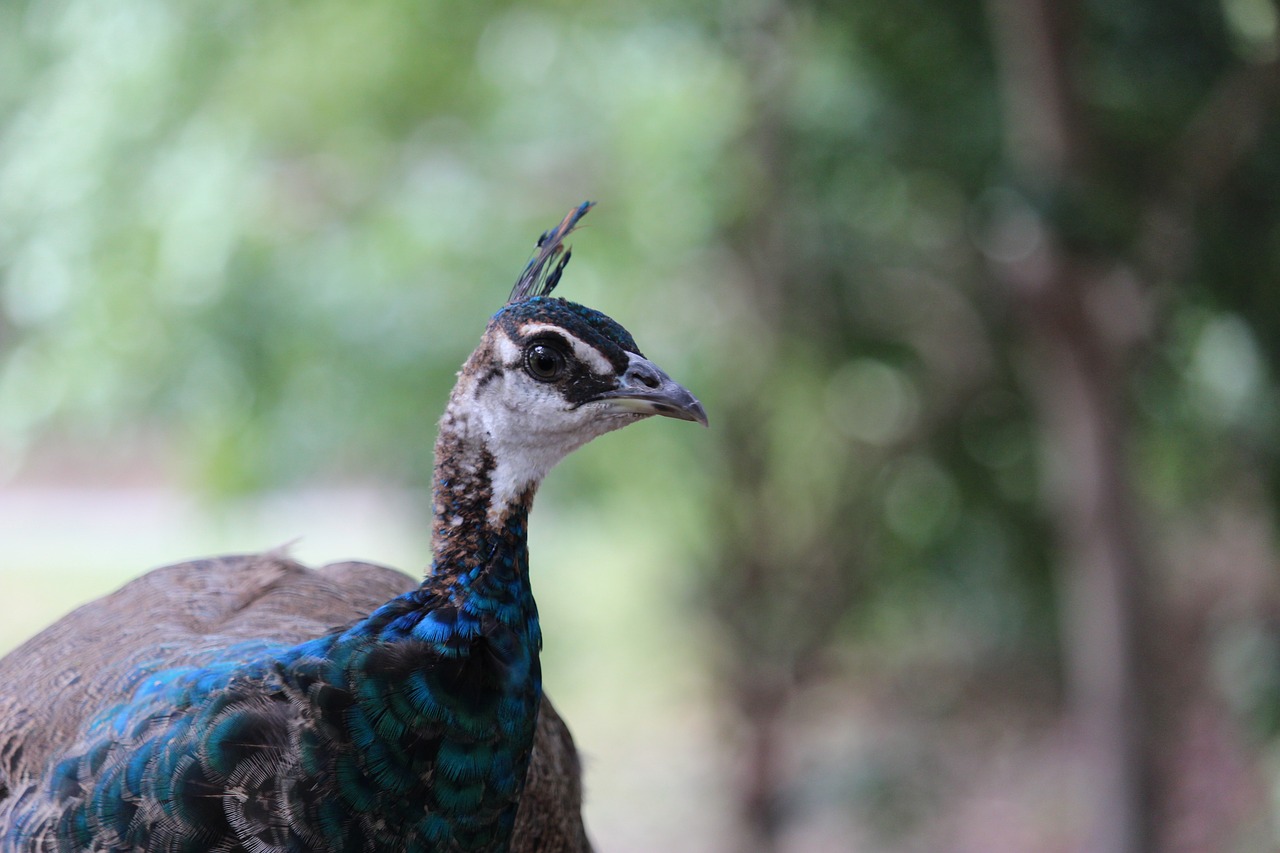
[984,1,1160,850]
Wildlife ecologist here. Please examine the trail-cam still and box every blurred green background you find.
[4,0,1280,850]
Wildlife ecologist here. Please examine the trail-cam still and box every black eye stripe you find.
[525,332,570,352]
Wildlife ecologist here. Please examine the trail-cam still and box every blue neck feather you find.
[353,501,542,656]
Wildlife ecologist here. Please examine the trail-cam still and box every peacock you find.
[0,202,707,853]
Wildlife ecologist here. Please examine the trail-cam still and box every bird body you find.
[0,204,706,852]
[0,555,588,852]
[0,534,540,849]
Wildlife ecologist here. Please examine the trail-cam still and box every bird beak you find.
[593,352,709,427]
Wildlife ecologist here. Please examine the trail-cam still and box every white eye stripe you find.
[518,322,614,375]
[495,335,523,365]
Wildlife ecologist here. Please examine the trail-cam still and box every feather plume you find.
[507,201,594,304]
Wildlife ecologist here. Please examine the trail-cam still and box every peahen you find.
[0,202,707,852]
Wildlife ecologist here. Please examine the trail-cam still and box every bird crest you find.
[507,201,594,304]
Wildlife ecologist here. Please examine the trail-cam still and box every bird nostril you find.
[629,368,661,389]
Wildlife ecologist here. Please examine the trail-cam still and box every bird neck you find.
[428,400,538,613]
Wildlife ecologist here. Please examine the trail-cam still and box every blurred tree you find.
[702,0,1280,849]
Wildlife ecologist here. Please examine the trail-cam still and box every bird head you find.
[441,203,706,519]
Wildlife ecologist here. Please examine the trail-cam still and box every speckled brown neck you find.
[429,396,535,577]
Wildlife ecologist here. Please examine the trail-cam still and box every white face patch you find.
[517,322,615,375]
[477,371,623,523]
[464,327,633,523]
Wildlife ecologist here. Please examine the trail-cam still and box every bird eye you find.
[524,342,567,382]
